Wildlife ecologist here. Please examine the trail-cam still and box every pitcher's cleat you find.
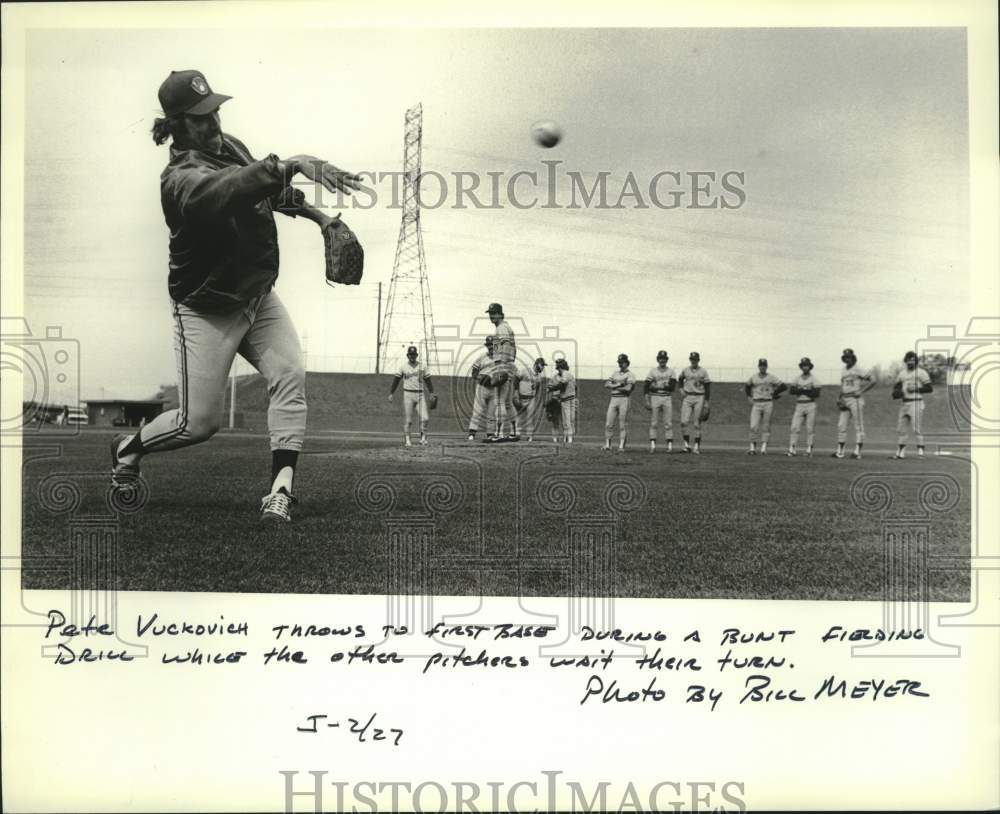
[260,487,296,523]
[110,433,141,490]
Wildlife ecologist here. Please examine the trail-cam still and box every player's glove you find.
[837,397,849,411]
[427,393,438,410]
[699,402,711,422]
[323,216,364,286]
[891,382,903,400]
[789,385,801,396]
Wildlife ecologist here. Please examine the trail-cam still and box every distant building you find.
[84,399,165,428]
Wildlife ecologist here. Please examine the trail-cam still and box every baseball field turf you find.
[20,373,972,601]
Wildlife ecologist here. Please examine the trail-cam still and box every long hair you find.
[151,114,184,146]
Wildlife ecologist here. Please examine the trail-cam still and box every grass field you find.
[21,411,972,601]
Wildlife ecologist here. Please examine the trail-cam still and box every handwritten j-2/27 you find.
[297,713,403,746]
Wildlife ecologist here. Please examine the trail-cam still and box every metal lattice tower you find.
[378,104,439,372]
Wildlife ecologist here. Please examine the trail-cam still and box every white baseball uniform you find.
[679,365,711,436]
[894,366,932,446]
[789,372,821,449]
[837,364,873,444]
[645,365,677,441]
[746,372,784,443]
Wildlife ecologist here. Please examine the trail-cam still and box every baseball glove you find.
[323,216,364,286]
[427,393,438,410]
[699,402,711,422]
[891,382,903,400]
[837,397,849,411]
[477,374,493,388]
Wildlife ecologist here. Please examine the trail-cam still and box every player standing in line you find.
[678,352,711,454]
[644,350,677,453]
[786,357,821,457]
[109,70,361,523]
[514,357,547,442]
[603,353,637,452]
[486,303,517,440]
[387,345,435,447]
[891,350,933,459]
[743,358,787,455]
[468,337,498,441]
[548,357,577,444]
[833,347,875,459]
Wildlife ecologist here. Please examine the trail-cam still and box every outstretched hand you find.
[292,155,362,195]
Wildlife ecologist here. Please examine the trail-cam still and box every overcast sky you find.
[20,26,970,400]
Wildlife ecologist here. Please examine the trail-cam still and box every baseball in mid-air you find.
[531,120,563,148]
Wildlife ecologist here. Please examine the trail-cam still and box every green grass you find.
[22,428,971,600]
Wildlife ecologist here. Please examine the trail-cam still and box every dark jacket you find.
[160,134,304,311]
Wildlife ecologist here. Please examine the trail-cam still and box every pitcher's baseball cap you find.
[689,351,700,360]
[406,345,418,355]
[158,70,231,117]
[485,303,504,315]
[656,350,669,360]
[842,347,856,357]
[758,357,768,366]
[617,353,630,364]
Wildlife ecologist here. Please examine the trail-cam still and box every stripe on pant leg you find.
[142,302,190,448]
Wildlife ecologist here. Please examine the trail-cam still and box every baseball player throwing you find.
[891,350,933,459]
[678,352,711,453]
[786,357,821,457]
[644,350,677,453]
[109,70,361,523]
[744,358,787,455]
[388,345,435,447]
[603,353,637,452]
[833,347,875,459]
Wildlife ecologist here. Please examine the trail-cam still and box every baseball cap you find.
[656,350,669,360]
[534,357,547,366]
[842,347,856,357]
[485,303,504,315]
[904,350,918,362]
[758,357,768,366]
[406,345,418,354]
[689,351,700,360]
[158,70,231,117]
[799,356,813,368]
[617,353,630,363]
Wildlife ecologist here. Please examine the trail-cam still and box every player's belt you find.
[842,393,861,399]
[610,393,629,398]
[560,395,576,402]
[752,398,773,402]
[902,398,922,402]
[796,399,815,404]
[403,389,423,393]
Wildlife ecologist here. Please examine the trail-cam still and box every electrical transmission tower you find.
[378,103,438,373]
